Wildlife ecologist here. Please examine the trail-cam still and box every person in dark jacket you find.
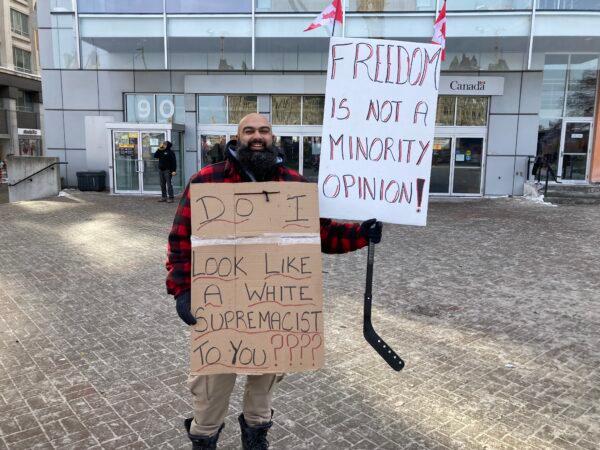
[166,113,382,450]
[154,140,177,202]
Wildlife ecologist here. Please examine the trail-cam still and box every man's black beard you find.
[237,142,279,181]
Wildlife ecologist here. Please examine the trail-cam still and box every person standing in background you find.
[154,141,177,203]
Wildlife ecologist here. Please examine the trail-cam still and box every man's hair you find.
[163,141,173,150]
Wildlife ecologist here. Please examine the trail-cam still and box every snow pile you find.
[523,181,556,207]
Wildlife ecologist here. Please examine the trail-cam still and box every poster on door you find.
[317,37,442,226]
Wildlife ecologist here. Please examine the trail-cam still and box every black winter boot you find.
[238,413,273,450]
[184,417,223,450]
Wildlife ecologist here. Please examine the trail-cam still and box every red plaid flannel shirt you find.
[166,158,368,297]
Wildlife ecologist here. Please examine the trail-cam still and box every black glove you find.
[175,291,197,325]
[360,218,383,244]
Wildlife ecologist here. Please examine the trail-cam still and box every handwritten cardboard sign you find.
[190,182,324,375]
[317,37,442,226]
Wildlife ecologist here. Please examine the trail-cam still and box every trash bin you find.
[76,171,106,192]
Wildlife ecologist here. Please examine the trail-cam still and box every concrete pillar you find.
[0,97,8,160]
[589,74,600,183]
[7,98,19,155]
[35,101,44,156]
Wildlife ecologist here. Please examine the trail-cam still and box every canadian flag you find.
[432,0,447,61]
[304,0,343,33]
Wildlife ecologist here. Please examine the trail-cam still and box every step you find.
[544,184,600,195]
[544,196,600,205]
[543,190,600,199]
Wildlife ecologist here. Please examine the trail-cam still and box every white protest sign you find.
[317,37,441,226]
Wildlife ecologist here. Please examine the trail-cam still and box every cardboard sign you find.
[190,182,324,375]
[191,182,320,238]
[317,37,442,226]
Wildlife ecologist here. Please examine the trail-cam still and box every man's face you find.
[238,114,274,152]
[159,142,166,150]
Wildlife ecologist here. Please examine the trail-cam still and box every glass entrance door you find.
[113,129,183,195]
[302,136,321,182]
[141,131,166,193]
[275,135,300,172]
[113,131,140,193]
[453,138,484,194]
[430,135,485,195]
[431,137,452,193]
[559,121,592,181]
[200,133,229,168]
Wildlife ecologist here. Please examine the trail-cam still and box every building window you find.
[125,94,184,124]
[156,95,184,124]
[536,54,598,180]
[51,14,78,69]
[436,96,456,126]
[19,137,41,156]
[446,0,532,10]
[257,0,346,12]
[228,96,258,125]
[539,54,598,119]
[197,95,324,125]
[167,0,252,13]
[302,96,325,125]
[346,0,436,12]
[198,96,228,124]
[537,118,562,175]
[13,47,32,73]
[77,0,163,13]
[197,95,257,125]
[435,96,489,127]
[537,0,600,11]
[272,96,301,125]
[11,9,29,37]
[167,17,252,70]
[51,0,74,12]
[456,97,489,126]
[565,55,598,118]
[80,17,164,70]
[16,91,34,112]
[539,55,568,118]
[255,16,329,71]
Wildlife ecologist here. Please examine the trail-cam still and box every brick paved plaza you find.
[1,192,599,449]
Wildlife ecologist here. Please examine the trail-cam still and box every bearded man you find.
[166,113,382,449]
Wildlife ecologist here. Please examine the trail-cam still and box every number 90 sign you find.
[136,97,175,121]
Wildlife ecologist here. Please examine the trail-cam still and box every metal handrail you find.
[528,155,560,197]
[8,162,68,187]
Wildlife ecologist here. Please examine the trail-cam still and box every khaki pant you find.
[188,373,283,437]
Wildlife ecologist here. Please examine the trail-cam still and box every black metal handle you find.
[363,239,405,371]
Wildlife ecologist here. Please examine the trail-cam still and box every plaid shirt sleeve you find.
[278,167,368,255]
[166,181,193,298]
[319,218,368,254]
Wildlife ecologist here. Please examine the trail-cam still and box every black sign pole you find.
[364,236,405,371]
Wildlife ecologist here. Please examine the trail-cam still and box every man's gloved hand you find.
[360,218,383,244]
[175,291,197,325]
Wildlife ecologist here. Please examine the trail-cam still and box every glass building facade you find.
[38,0,600,194]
